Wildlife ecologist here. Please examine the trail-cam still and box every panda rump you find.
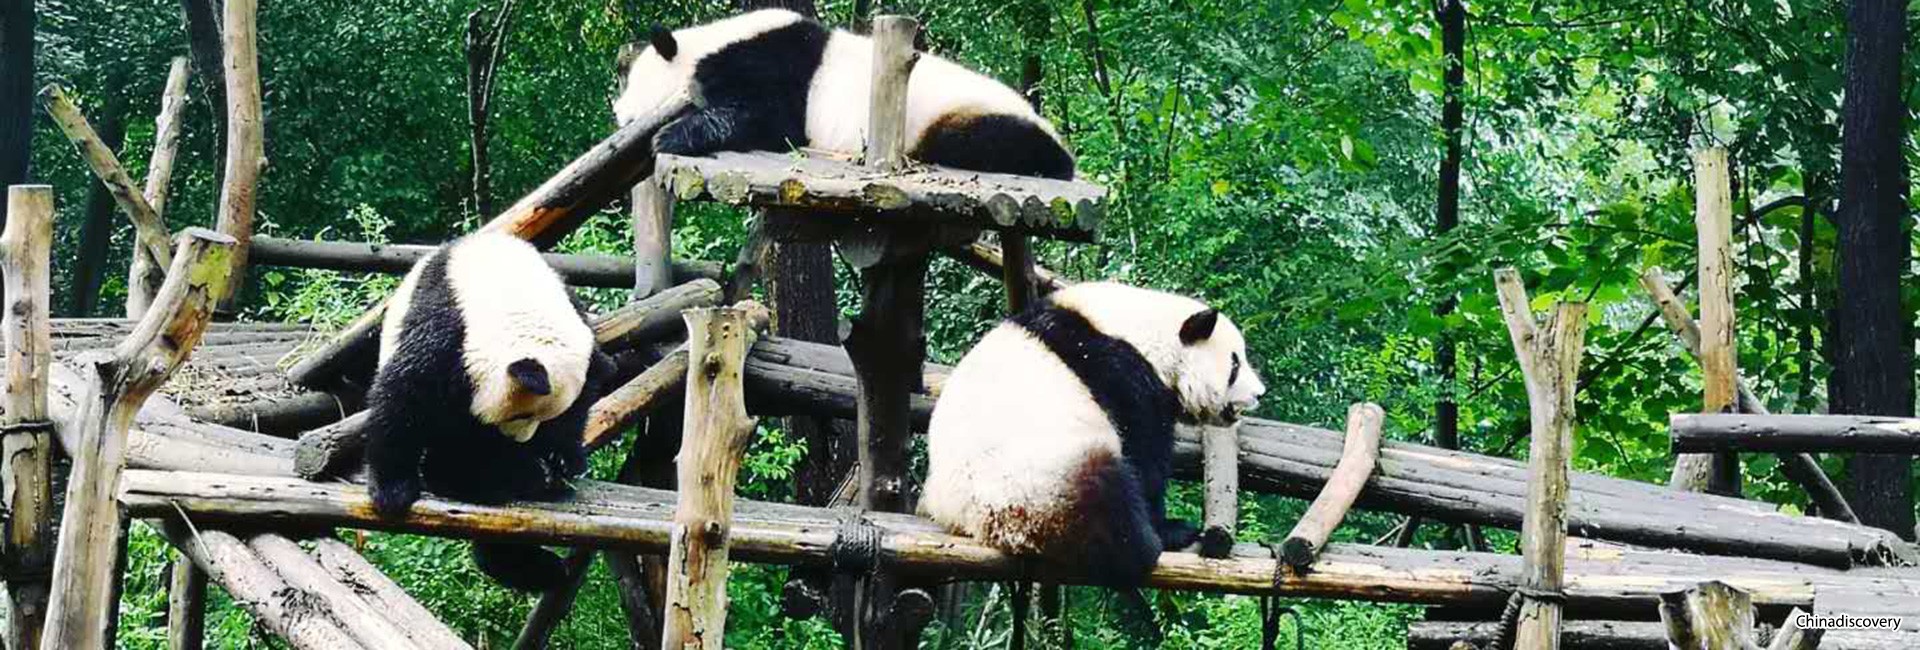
[614,9,1075,180]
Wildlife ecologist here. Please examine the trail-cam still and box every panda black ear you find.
[1179,309,1219,345]
[508,358,553,396]
[649,24,678,60]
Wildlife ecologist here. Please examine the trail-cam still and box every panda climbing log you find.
[615,9,1076,180]
[363,232,615,591]
[921,282,1267,587]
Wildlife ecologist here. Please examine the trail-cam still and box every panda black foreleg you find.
[471,542,570,592]
[653,103,791,157]
[364,396,428,518]
[1123,426,1198,551]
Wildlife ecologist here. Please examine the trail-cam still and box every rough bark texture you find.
[1279,403,1384,571]
[42,230,234,649]
[1833,0,1914,541]
[2,186,55,650]
[213,0,262,313]
[1674,148,1742,496]
[1495,268,1586,650]
[157,522,366,650]
[1198,422,1241,558]
[660,308,759,649]
[164,556,206,650]
[118,469,1920,609]
[1659,581,1755,650]
[0,0,33,232]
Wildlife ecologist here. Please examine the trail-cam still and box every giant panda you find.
[364,232,615,592]
[921,282,1266,587]
[614,9,1075,180]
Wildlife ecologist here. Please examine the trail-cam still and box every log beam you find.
[1,186,55,650]
[42,230,235,649]
[660,307,759,648]
[157,521,366,649]
[247,236,720,289]
[1639,267,1858,523]
[1279,403,1384,571]
[39,85,173,316]
[116,469,1920,609]
[1672,414,1920,454]
[1407,620,1669,650]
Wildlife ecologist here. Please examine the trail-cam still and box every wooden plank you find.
[42,230,236,649]
[2,186,55,650]
[657,151,1102,241]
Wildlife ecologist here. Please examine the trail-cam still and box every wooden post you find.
[165,557,207,650]
[41,229,235,649]
[214,0,263,313]
[1639,267,1857,522]
[1494,267,1585,650]
[1279,403,1384,571]
[1670,147,1741,496]
[1658,580,1755,650]
[865,16,918,171]
[1197,422,1241,558]
[145,57,191,219]
[633,174,675,299]
[39,85,173,317]
[660,307,759,649]
[1,186,55,650]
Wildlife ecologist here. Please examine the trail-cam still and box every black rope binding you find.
[1260,541,1304,650]
[827,507,884,575]
[0,421,53,436]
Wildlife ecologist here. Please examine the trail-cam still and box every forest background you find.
[4,0,1918,647]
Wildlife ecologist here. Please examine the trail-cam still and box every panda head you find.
[475,356,586,443]
[612,10,809,128]
[1173,307,1266,425]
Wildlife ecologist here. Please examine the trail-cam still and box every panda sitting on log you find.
[364,232,615,591]
[922,282,1266,586]
[615,9,1075,180]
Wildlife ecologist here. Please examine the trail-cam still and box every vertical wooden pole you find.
[843,15,928,650]
[1494,268,1585,650]
[633,175,675,300]
[145,57,191,219]
[1671,147,1741,495]
[660,307,759,649]
[1766,608,1822,650]
[1659,580,1756,650]
[864,16,917,172]
[1197,423,1240,557]
[165,556,207,650]
[214,0,263,314]
[42,229,235,649]
[1,185,54,650]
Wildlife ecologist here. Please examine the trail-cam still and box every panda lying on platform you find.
[922,282,1266,586]
[615,9,1075,180]
[364,232,615,591]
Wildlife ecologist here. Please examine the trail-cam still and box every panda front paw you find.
[546,444,589,480]
[1155,519,1200,551]
[369,479,421,518]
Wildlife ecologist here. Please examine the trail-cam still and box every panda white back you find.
[616,9,1074,180]
[921,281,1264,586]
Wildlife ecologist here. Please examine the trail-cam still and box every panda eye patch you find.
[1229,353,1241,386]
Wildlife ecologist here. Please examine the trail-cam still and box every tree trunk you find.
[179,0,225,189]
[70,73,131,317]
[1833,0,1914,541]
[0,0,35,232]
[1432,0,1464,456]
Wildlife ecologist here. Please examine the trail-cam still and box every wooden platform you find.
[656,151,1104,241]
